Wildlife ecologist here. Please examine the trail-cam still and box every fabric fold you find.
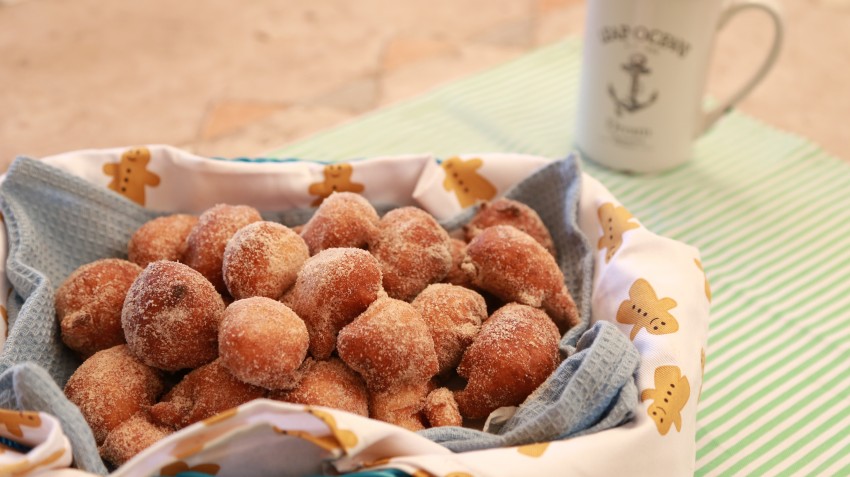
[0,362,107,474]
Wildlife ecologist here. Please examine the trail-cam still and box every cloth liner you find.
[0,156,639,474]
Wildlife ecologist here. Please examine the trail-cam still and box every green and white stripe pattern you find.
[267,39,850,476]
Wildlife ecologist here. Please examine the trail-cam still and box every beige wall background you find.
[1,0,848,170]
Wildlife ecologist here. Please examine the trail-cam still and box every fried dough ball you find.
[99,411,171,467]
[222,221,309,300]
[461,225,579,332]
[443,238,474,288]
[219,297,309,390]
[289,248,383,359]
[150,359,265,429]
[411,284,486,375]
[424,387,462,428]
[55,259,142,358]
[454,304,560,419]
[369,381,431,431]
[300,192,379,255]
[337,297,438,392]
[465,198,556,256]
[270,358,369,417]
[122,261,226,371]
[183,204,262,294]
[369,207,453,302]
[128,214,199,268]
[64,345,164,444]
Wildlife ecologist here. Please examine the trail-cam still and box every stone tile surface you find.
[1,0,848,170]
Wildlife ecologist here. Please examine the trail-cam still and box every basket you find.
[0,146,708,476]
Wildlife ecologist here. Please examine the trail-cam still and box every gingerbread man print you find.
[641,365,690,435]
[103,146,161,206]
[308,163,365,206]
[441,157,497,208]
[597,202,639,263]
[0,409,42,438]
[616,278,679,340]
[308,408,358,450]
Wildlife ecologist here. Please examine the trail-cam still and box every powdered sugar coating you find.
[424,387,462,427]
[55,259,143,358]
[300,191,379,255]
[465,198,556,257]
[411,283,486,375]
[64,345,164,444]
[150,359,265,429]
[183,204,262,294]
[369,207,453,302]
[270,358,369,417]
[461,225,579,332]
[289,248,382,359]
[222,221,309,300]
[337,297,438,392]
[369,381,431,431]
[454,303,560,419]
[219,297,309,390]
[99,411,171,467]
[128,214,199,268]
[122,261,225,371]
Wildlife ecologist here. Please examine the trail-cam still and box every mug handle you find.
[699,0,784,135]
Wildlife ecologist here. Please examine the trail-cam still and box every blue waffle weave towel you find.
[0,156,638,473]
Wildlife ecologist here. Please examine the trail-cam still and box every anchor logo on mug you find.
[575,0,784,173]
[609,53,658,116]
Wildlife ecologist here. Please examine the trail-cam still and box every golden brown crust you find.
[222,221,309,300]
[369,207,452,302]
[128,214,199,268]
[411,283,486,375]
[461,225,578,332]
[122,261,225,371]
[289,248,383,359]
[270,358,369,417]
[55,259,143,358]
[337,297,438,393]
[369,381,431,431]
[149,359,265,429]
[183,204,262,294]
[64,345,164,445]
[300,191,379,255]
[219,297,309,390]
[454,303,560,420]
[424,387,462,427]
[99,411,171,467]
[464,198,556,256]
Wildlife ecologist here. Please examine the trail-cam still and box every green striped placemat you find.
[267,38,850,476]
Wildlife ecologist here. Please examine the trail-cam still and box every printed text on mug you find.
[600,25,691,58]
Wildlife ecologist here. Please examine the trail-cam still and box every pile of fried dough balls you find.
[57,192,579,467]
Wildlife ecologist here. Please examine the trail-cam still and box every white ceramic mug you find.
[575,0,784,173]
